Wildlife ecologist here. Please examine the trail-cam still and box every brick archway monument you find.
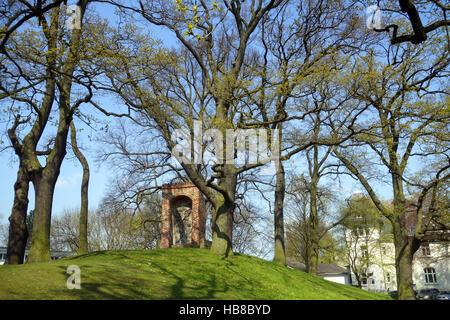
[160,182,206,248]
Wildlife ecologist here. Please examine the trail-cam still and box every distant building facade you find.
[0,247,74,265]
[343,208,450,293]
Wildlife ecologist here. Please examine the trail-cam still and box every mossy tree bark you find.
[306,142,331,275]
[390,186,420,300]
[27,173,57,262]
[273,135,286,265]
[5,165,30,264]
[70,121,90,255]
[305,118,334,274]
[393,219,420,300]
[307,172,319,275]
[210,194,234,257]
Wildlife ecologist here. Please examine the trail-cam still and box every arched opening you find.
[171,195,193,247]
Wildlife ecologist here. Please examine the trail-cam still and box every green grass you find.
[0,248,391,300]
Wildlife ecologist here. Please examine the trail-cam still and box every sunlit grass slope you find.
[0,248,391,300]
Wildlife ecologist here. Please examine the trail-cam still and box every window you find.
[361,273,367,285]
[386,273,391,283]
[421,244,431,256]
[361,246,369,258]
[361,268,373,286]
[356,227,366,237]
[424,267,437,284]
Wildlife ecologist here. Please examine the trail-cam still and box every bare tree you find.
[369,0,450,45]
[285,173,348,274]
[51,192,161,252]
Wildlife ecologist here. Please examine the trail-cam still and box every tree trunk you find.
[393,222,419,300]
[210,195,234,257]
[70,121,89,255]
[356,277,362,288]
[26,174,57,263]
[5,165,30,264]
[391,176,419,300]
[273,160,286,265]
[304,244,312,273]
[210,162,235,257]
[208,97,235,257]
[308,167,319,275]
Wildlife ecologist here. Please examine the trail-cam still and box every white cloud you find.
[55,172,82,189]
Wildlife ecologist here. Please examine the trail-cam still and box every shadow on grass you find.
[57,250,230,300]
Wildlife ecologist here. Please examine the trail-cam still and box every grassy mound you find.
[0,248,390,300]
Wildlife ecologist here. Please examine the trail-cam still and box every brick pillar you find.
[160,182,206,248]
[160,187,172,248]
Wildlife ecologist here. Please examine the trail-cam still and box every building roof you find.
[287,261,348,275]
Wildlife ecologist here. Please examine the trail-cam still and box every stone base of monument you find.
[158,240,211,249]
[200,238,212,249]
[172,243,192,249]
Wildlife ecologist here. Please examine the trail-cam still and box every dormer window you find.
[421,244,431,256]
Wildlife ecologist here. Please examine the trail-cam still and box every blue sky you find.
[0,146,112,224]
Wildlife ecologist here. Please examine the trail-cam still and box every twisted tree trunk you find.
[70,121,90,255]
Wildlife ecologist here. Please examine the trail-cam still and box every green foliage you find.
[318,231,347,265]
[340,195,389,234]
[173,0,221,39]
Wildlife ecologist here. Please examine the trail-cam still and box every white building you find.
[344,225,450,293]
[0,247,74,265]
[412,242,450,292]
[287,261,351,285]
